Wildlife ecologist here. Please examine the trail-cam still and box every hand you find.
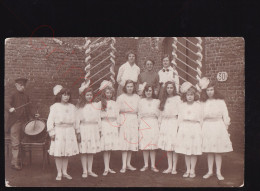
[35,113,40,118]
[9,107,15,113]
[77,133,81,143]
[50,135,55,141]
[154,90,158,96]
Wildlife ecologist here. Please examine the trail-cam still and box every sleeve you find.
[136,73,142,93]
[75,107,81,134]
[222,100,231,127]
[177,103,183,127]
[97,103,102,132]
[198,102,204,127]
[116,64,125,86]
[7,94,15,111]
[174,70,180,93]
[154,74,160,93]
[47,105,56,137]
[155,100,161,117]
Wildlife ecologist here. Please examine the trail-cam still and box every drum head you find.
[24,119,45,136]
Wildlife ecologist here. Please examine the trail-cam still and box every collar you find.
[126,61,136,68]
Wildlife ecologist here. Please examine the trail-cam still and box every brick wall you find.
[204,37,245,151]
[5,37,137,121]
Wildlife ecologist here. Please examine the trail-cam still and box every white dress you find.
[138,98,160,150]
[175,102,202,155]
[158,96,181,151]
[99,100,120,151]
[47,103,79,157]
[201,99,233,153]
[117,93,140,151]
[76,102,101,154]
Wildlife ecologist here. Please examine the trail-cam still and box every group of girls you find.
[47,50,233,182]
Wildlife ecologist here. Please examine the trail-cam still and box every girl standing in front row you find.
[47,85,79,181]
[157,81,181,174]
[98,80,120,176]
[199,77,233,180]
[175,82,202,178]
[117,80,140,173]
[138,85,160,172]
[76,82,101,178]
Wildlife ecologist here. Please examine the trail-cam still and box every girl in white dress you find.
[138,84,160,172]
[175,82,202,178]
[76,82,101,178]
[199,77,233,181]
[98,80,120,176]
[116,80,140,173]
[158,81,181,174]
[47,85,79,181]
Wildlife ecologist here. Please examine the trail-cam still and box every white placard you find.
[217,72,228,81]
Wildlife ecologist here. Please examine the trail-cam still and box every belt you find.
[204,118,222,122]
[141,115,158,119]
[55,123,74,128]
[162,115,178,119]
[183,119,200,123]
[81,121,98,125]
[120,111,137,115]
[101,117,117,121]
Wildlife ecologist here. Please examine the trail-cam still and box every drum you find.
[23,118,47,141]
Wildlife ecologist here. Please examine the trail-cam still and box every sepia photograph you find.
[4,37,244,187]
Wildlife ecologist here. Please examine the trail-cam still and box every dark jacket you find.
[6,91,33,133]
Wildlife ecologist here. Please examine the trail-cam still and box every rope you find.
[175,40,198,56]
[175,64,198,81]
[174,47,198,65]
[90,55,111,71]
[90,64,111,79]
[88,38,112,55]
[175,55,197,73]
[182,37,198,47]
[88,46,112,64]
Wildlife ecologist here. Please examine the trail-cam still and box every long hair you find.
[122,80,137,94]
[76,88,93,108]
[159,81,178,111]
[54,88,72,103]
[142,84,156,99]
[100,86,115,111]
[200,81,225,102]
[181,87,200,102]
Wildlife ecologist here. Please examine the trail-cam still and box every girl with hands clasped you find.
[175,82,202,178]
[116,80,140,173]
[47,85,79,181]
[157,81,181,174]
[98,80,120,176]
[199,77,233,181]
[138,85,160,172]
[76,82,102,178]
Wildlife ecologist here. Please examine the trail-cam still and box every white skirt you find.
[100,118,120,151]
[202,119,233,153]
[175,121,202,155]
[118,113,139,151]
[138,117,159,150]
[79,123,101,154]
[158,117,178,151]
[48,126,79,157]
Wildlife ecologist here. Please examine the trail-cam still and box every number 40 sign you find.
[217,72,228,82]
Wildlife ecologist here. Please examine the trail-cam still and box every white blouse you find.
[116,93,140,114]
[202,99,231,126]
[116,62,140,86]
[75,102,102,132]
[158,66,180,93]
[178,101,203,125]
[47,103,76,136]
[138,98,160,118]
[160,96,181,117]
